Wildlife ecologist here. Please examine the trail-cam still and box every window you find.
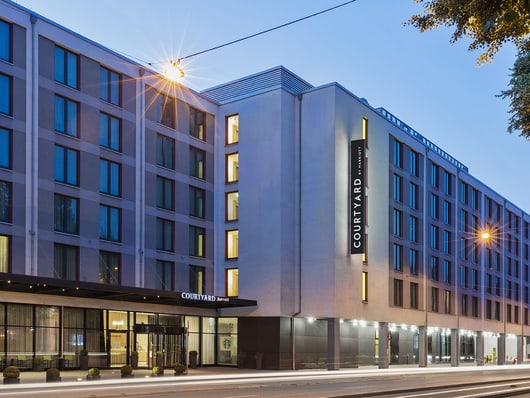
[100,159,120,196]
[190,107,205,140]
[471,269,478,290]
[226,153,239,183]
[156,134,175,170]
[189,265,205,294]
[100,66,121,106]
[393,174,402,202]
[0,180,11,223]
[431,163,439,188]
[54,194,78,234]
[157,93,175,129]
[444,290,451,314]
[409,249,418,275]
[495,301,501,320]
[393,244,402,272]
[392,139,403,168]
[443,260,451,284]
[393,279,403,307]
[472,297,479,318]
[431,194,439,219]
[431,256,439,281]
[54,244,78,280]
[99,205,120,242]
[189,226,205,257]
[226,229,238,259]
[156,176,174,211]
[0,127,10,169]
[156,260,174,291]
[361,271,369,302]
[443,201,451,225]
[409,183,418,210]
[410,282,418,309]
[362,117,369,144]
[442,170,451,195]
[189,147,205,180]
[486,299,492,319]
[99,251,120,285]
[54,95,78,137]
[227,268,239,297]
[393,209,402,237]
[443,230,451,254]
[409,216,417,242]
[431,225,439,250]
[0,20,12,62]
[54,145,78,186]
[461,294,468,316]
[226,191,239,221]
[471,188,479,210]
[0,73,11,116]
[226,114,239,144]
[460,181,468,204]
[100,113,121,151]
[156,218,174,252]
[189,186,205,218]
[409,150,418,176]
[54,46,78,89]
[461,266,468,289]
[0,234,10,272]
[431,287,439,312]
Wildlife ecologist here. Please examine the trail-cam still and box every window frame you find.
[54,45,79,89]
[189,107,205,141]
[0,72,12,116]
[189,225,205,258]
[54,194,79,235]
[226,114,239,145]
[99,250,120,285]
[54,95,79,137]
[156,217,175,252]
[99,204,121,242]
[156,260,174,291]
[0,180,11,223]
[189,146,205,180]
[225,229,239,260]
[54,144,79,186]
[0,127,11,169]
[99,112,121,152]
[189,186,205,219]
[53,243,79,281]
[0,20,12,63]
[99,66,121,106]
[156,134,175,170]
[99,158,121,197]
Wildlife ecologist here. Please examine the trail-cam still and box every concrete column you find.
[327,318,340,370]
[451,329,460,367]
[418,326,428,367]
[517,335,524,365]
[475,331,484,365]
[378,322,389,369]
[497,334,505,365]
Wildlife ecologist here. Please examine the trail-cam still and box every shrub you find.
[3,366,20,378]
[173,363,186,375]
[87,367,100,377]
[152,366,164,375]
[46,368,61,378]
[121,365,133,375]
[33,357,44,365]
[189,350,198,357]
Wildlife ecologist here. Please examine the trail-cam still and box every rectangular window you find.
[54,46,78,89]
[189,265,205,294]
[393,278,403,307]
[190,107,205,140]
[409,150,418,176]
[156,218,174,252]
[431,163,439,188]
[431,287,439,312]
[461,294,468,316]
[471,188,479,210]
[226,268,239,297]
[156,260,174,291]
[495,301,501,320]
[189,186,205,218]
[362,117,369,144]
[431,194,439,219]
[0,180,11,223]
[100,159,120,196]
[443,260,451,284]
[0,234,10,272]
[392,139,403,168]
[431,225,439,250]
[461,266,469,289]
[443,230,451,254]
[189,226,205,258]
[431,256,439,281]
[443,200,451,224]
[189,146,205,179]
[0,73,11,116]
[409,249,418,275]
[158,93,175,129]
[393,174,402,202]
[54,95,79,137]
[54,194,78,234]
[54,145,78,186]
[0,127,11,169]
[409,182,418,210]
[471,269,478,290]
[156,134,175,169]
[226,229,238,259]
[99,251,120,285]
[99,66,121,106]
[472,296,479,318]
[410,282,418,309]
[409,216,417,242]
[99,205,120,242]
[0,20,12,62]
[393,209,402,237]
[156,176,174,211]
[486,299,492,319]
[226,114,239,145]
[460,181,468,204]
[226,191,239,221]
[442,170,452,195]
[444,290,451,314]
[361,271,368,302]
[53,243,78,280]
[100,113,121,151]
[226,153,239,183]
[393,244,402,272]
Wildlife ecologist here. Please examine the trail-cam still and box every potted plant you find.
[130,350,139,369]
[46,367,61,382]
[173,363,187,375]
[86,367,100,380]
[79,349,89,370]
[155,351,164,367]
[32,356,45,371]
[3,366,20,384]
[151,365,164,377]
[189,350,198,369]
[120,365,134,378]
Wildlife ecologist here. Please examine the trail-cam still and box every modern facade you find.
[1,0,530,371]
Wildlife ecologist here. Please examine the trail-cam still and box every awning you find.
[0,273,257,309]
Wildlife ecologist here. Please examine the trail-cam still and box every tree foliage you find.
[408,0,530,138]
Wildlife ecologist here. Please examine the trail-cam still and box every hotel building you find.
[0,0,529,371]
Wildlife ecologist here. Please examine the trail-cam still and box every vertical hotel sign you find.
[350,140,365,254]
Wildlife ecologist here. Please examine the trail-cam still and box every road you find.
[2,366,530,398]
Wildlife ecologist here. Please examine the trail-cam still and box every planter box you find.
[121,374,134,378]
[3,377,20,384]
[46,376,62,383]
[86,375,101,381]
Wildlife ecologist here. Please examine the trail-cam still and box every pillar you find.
[476,331,484,365]
[378,322,389,369]
[327,318,340,370]
[451,329,460,367]
[517,335,523,365]
[497,334,506,365]
[418,326,428,367]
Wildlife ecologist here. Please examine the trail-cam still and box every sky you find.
[13,0,530,212]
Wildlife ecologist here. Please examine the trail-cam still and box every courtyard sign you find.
[351,140,365,254]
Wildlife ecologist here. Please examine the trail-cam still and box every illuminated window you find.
[362,117,368,145]
[226,268,239,297]
[226,114,239,144]
[190,107,205,141]
[226,153,238,183]
[226,191,239,221]
[99,251,120,285]
[100,66,121,106]
[361,271,368,302]
[226,230,238,259]
[0,234,9,272]
[54,45,78,89]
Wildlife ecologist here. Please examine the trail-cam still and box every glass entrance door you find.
[109,331,127,367]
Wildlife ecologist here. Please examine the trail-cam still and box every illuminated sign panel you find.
[351,140,365,254]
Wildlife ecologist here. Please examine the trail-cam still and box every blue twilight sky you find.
[13,0,530,212]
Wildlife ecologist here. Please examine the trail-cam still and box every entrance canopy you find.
[0,273,257,309]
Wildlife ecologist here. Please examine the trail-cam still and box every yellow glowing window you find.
[227,115,239,145]
[226,153,238,183]
[0,235,8,272]
[361,271,368,302]
[226,191,239,221]
[226,268,239,297]
[362,117,368,144]
[226,230,239,259]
